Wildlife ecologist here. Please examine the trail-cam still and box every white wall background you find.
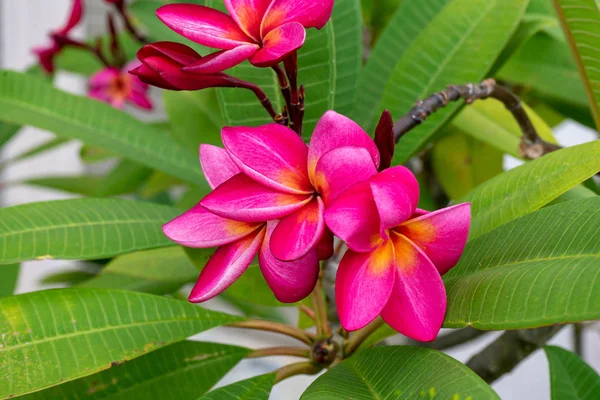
[1,2,599,399]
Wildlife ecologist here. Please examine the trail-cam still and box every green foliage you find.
[444,197,600,329]
[545,346,600,399]
[462,140,600,239]
[0,264,19,297]
[20,341,249,400]
[301,346,499,399]
[200,373,276,400]
[0,198,180,264]
[0,288,241,398]
[0,71,204,185]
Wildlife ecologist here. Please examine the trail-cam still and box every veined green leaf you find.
[553,0,600,129]
[377,0,528,163]
[0,71,204,185]
[0,288,241,398]
[545,346,600,399]
[40,270,96,286]
[80,247,199,295]
[0,264,19,297]
[163,89,223,150]
[200,373,276,400]
[301,347,499,399]
[432,132,503,199]
[461,140,600,240]
[218,0,362,137]
[443,197,600,329]
[353,0,450,128]
[20,341,249,400]
[7,137,71,164]
[0,198,180,264]
[0,122,21,148]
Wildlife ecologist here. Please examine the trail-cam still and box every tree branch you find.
[274,361,322,384]
[229,320,314,346]
[247,347,311,359]
[409,327,490,351]
[467,325,563,384]
[393,79,562,159]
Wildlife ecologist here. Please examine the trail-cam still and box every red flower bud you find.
[374,110,395,171]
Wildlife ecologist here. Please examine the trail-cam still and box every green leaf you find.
[7,137,71,163]
[353,0,450,128]
[0,264,19,297]
[218,0,362,136]
[164,89,223,150]
[375,0,529,163]
[301,346,499,399]
[200,373,276,400]
[553,0,600,129]
[461,140,600,240]
[40,270,96,286]
[0,198,180,264]
[0,70,204,185]
[0,288,241,398]
[80,145,116,164]
[432,132,503,199]
[547,185,597,206]
[0,122,21,148]
[443,197,600,329]
[20,341,249,400]
[545,346,600,399]
[80,247,199,294]
[140,171,185,199]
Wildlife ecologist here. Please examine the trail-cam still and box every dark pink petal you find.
[370,166,420,230]
[374,110,395,171]
[33,44,61,74]
[396,203,471,276]
[200,174,311,222]
[200,144,240,189]
[88,67,119,89]
[336,240,396,331]
[317,228,334,260]
[324,181,385,253]
[314,146,377,207]
[88,87,112,104]
[183,44,259,74]
[261,0,334,35]
[259,221,319,303]
[381,233,446,342]
[128,90,154,110]
[163,203,261,248]
[222,124,312,194]
[249,22,306,67]
[157,4,253,49]
[189,228,265,302]
[308,111,380,184]
[225,0,272,41]
[137,41,202,66]
[270,197,324,261]
[58,0,83,35]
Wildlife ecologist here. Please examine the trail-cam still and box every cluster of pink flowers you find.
[164,111,471,341]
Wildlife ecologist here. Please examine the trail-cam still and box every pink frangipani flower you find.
[89,60,153,110]
[325,167,471,341]
[156,0,334,72]
[198,111,381,262]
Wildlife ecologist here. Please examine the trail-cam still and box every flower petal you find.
[58,0,83,35]
[336,240,396,331]
[128,89,153,110]
[397,203,471,275]
[261,0,334,35]
[201,174,311,222]
[163,203,261,248]
[370,166,420,230]
[314,146,377,207]
[189,228,265,302]
[224,0,272,41]
[324,181,385,253]
[200,144,240,189]
[381,233,446,342]
[222,124,312,194]
[270,197,324,261]
[157,4,252,49]
[183,44,259,74]
[308,111,380,184]
[317,228,334,260]
[250,22,306,67]
[259,221,319,303]
[88,67,119,89]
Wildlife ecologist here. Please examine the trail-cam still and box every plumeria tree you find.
[0,0,600,398]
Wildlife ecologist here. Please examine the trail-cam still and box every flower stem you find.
[272,64,294,125]
[228,320,314,346]
[247,347,311,359]
[343,317,385,356]
[274,361,322,384]
[299,304,316,321]
[311,277,331,338]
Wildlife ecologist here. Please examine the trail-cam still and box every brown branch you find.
[409,327,489,351]
[274,361,322,384]
[299,304,316,322]
[272,65,294,126]
[393,79,562,159]
[311,276,332,339]
[228,320,314,346]
[247,347,311,359]
[467,325,563,384]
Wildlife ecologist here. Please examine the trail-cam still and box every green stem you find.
[274,361,322,384]
[229,320,314,346]
[247,347,311,359]
[344,317,385,356]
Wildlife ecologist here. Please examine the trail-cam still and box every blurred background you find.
[1,1,599,399]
